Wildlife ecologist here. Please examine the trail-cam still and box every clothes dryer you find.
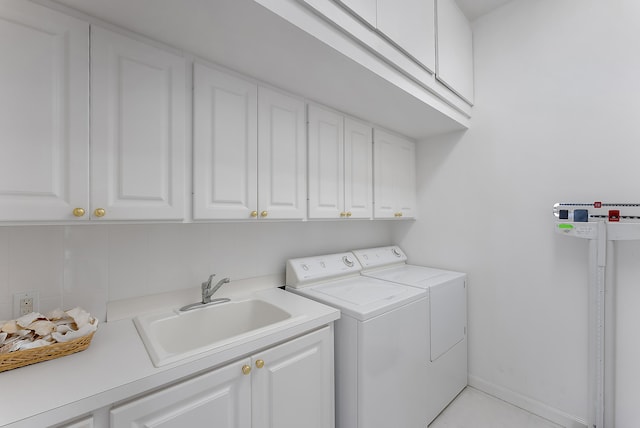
[352,245,467,424]
[285,252,430,428]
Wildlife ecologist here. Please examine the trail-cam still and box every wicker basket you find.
[0,331,95,373]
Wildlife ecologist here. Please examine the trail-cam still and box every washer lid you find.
[288,276,426,321]
[363,265,466,290]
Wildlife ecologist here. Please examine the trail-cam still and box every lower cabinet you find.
[111,358,251,427]
[110,326,334,428]
[252,326,334,428]
[58,417,94,428]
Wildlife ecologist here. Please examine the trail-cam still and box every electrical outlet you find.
[13,291,39,318]
[20,297,33,315]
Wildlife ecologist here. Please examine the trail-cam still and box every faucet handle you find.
[202,274,215,290]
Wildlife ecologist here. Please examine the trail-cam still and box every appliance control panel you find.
[286,252,361,287]
[352,246,408,268]
[555,222,599,239]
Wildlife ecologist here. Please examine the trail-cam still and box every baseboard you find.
[468,375,588,428]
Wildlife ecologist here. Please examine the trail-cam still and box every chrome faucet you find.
[201,274,230,304]
[179,274,231,312]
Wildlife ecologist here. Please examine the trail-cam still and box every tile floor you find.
[429,387,564,428]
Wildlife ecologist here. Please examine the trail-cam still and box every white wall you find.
[395,0,640,426]
[0,221,394,322]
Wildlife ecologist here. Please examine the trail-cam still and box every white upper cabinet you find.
[337,0,376,27]
[194,63,306,220]
[291,0,473,122]
[257,86,307,220]
[0,0,89,222]
[335,0,437,74]
[308,105,372,219]
[91,27,187,221]
[373,129,416,219]
[308,105,344,219]
[193,63,258,220]
[343,117,373,219]
[436,0,474,104]
[0,13,187,223]
[377,0,436,73]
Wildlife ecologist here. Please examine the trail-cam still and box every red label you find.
[594,202,602,208]
[609,210,620,222]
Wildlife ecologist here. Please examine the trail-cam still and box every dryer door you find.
[430,277,466,361]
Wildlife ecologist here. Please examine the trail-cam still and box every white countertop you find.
[1,287,339,427]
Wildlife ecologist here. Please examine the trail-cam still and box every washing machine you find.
[285,252,430,428]
[352,245,468,423]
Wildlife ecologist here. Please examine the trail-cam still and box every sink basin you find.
[134,299,293,367]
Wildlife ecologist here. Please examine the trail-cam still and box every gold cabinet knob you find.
[255,359,265,369]
[72,208,86,217]
[346,212,352,217]
[242,365,251,375]
[394,212,403,217]
[260,211,268,218]
[340,212,346,217]
[250,211,258,218]
[94,208,106,218]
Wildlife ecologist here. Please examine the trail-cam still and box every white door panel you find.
[359,298,429,428]
[193,63,258,220]
[377,0,436,72]
[395,137,416,218]
[430,277,467,361]
[373,130,396,218]
[91,27,186,220]
[337,0,376,26]
[373,129,416,219]
[0,0,89,221]
[258,86,306,219]
[111,358,251,428]
[252,327,334,428]
[344,118,372,219]
[308,105,344,219]
[436,0,474,104]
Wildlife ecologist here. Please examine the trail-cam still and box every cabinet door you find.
[308,105,344,219]
[91,27,186,221]
[111,358,251,428]
[257,86,306,220]
[337,0,376,27]
[436,0,474,104]
[343,117,372,219]
[252,326,334,428]
[373,129,416,219]
[0,0,89,222]
[394,135,417,219]
[59,416,94,428]
[377,0,436,73]
[193,63,258,220]
[373,130,397,219]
